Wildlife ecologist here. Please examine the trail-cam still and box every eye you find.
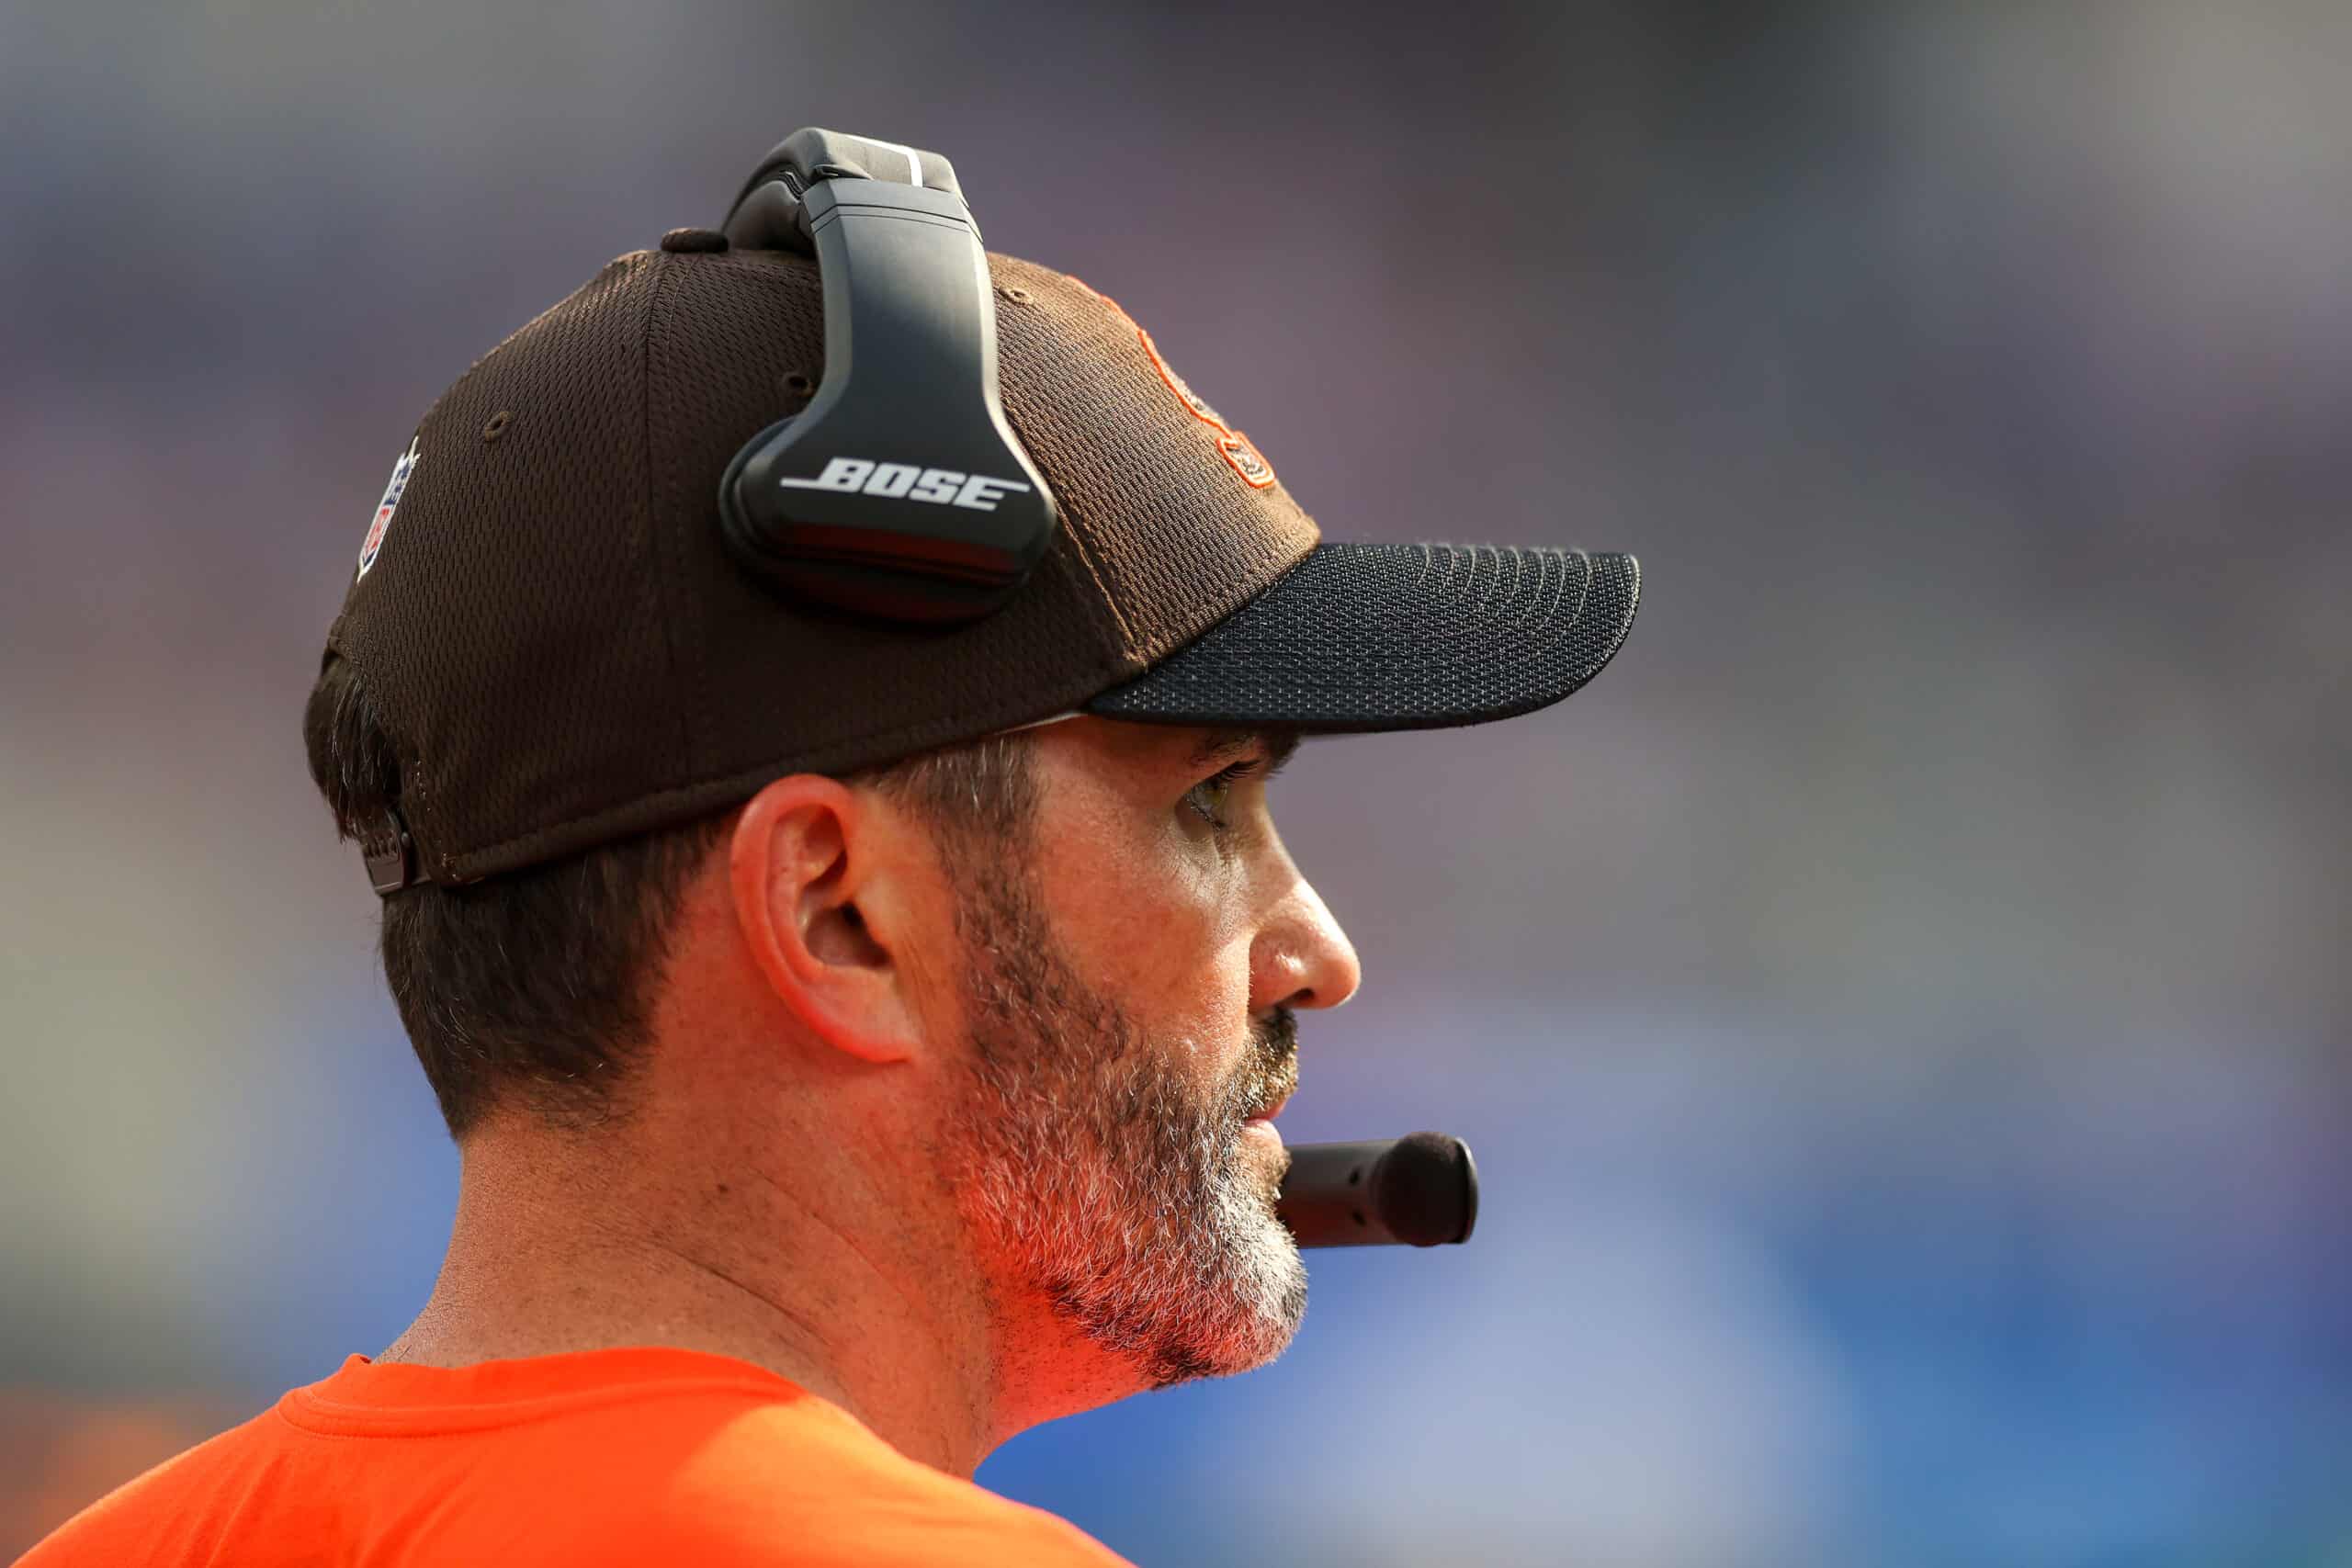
[1182,763,1250,831]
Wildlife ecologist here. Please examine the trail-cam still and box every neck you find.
[379,1111,1014,1477]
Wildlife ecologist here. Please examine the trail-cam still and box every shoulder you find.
[16,1406,280,1567]
[592,1401,1135,1567]
[21,1372,1134,1568]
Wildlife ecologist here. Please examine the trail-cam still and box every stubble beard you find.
[944,861,1307,1390]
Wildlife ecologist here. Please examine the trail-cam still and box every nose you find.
[1251,870,1363,1013]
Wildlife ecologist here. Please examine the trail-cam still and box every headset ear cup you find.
[720,412,1026,625]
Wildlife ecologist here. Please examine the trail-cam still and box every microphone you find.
[1276,1133,1479,1248]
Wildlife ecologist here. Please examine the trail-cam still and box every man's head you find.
[309,129,1635,1436]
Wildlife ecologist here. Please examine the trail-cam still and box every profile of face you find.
[933,720,1360,1389]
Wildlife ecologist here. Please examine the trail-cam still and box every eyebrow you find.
[1189,727,1303,775]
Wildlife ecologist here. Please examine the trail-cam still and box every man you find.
[26,133,1637,1564]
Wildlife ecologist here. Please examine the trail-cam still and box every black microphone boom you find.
[1276,1133,1479,1248]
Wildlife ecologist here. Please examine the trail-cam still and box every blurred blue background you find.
[3,2,2346,1562]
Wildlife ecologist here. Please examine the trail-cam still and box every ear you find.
[728,774,918,1065]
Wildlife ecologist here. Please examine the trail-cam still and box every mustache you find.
[1236,1007,1299,1120]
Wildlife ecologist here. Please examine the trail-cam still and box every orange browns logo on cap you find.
[1060,276,1282,492]
[1136,325,1278,491]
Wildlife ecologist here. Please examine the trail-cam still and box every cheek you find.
[1042,812,1257,1069]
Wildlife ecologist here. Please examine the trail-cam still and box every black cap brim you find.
[1085,543,1639,731]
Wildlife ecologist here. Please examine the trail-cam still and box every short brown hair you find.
[302,656,1033,1137]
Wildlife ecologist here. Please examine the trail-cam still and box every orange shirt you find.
[19,1348,1134,1567]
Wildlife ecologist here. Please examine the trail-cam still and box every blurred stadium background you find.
[3,3,2346,1562]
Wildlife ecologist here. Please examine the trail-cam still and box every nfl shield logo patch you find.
[356,439,421,580]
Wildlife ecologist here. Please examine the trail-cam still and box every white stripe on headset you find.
[864,135,925,189]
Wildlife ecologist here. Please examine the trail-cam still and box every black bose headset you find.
[716,128,1059,625]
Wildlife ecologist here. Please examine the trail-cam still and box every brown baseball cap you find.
[325,220,1638,890]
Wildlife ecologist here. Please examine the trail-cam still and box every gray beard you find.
[944,858,1306,1389]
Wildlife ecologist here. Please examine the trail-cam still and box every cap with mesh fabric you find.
[324,230,1638,887]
